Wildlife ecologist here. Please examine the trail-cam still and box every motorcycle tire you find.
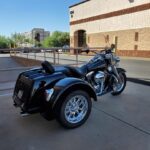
[111,72,126,96]
[55,90,92,129]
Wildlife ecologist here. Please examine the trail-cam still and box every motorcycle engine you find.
[94,71,105,95]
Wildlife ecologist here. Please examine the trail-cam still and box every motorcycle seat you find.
[55,65,88,78]
[42,61,70,75]
[54,66,70,75]
[65,65,88,78]
[41,61,88,77]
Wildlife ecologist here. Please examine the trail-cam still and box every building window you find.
[106,35,109,42]
[135,32,139,41]
[105,35,109,43]
[88,36,90,43]
[114,36,118,50]
[134,45,138,50]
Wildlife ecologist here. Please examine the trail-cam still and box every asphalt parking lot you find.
[0,56,150,150]
[0,82,150,150]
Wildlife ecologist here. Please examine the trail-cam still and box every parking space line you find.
[0,93,13,97]
[0,80,16,83]
[0,88,14,92]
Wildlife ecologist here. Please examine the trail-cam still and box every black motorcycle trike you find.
[13,45,126,128]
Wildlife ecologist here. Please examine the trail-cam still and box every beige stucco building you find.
[69,0,150,57]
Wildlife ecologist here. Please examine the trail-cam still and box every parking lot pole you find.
[34,52,36,60]
[9,50,11,57]
[44,51,46,61]
[14,50,16,56]
[57,52,59,64]
[27,53,29,59]
[76,49,79,66]
[53,50,56,65]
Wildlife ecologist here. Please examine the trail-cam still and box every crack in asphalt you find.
[93,106,150,136]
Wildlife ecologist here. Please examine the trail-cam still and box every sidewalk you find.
[12,52,150,81]
[120,56,150,61]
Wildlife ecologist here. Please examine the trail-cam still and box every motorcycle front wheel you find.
[111,72,126,95]
[55,90,92,129]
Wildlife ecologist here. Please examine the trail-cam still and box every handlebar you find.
[100,44,115,54]
[81,44,115,54]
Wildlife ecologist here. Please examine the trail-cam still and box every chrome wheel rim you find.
[113,73,125,92]
[64,95,88,124]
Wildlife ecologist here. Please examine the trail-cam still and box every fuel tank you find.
[87,54,106,71]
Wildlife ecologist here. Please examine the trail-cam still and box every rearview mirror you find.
[111,44,115,49]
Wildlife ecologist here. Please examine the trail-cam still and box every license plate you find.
[18,90,23,99]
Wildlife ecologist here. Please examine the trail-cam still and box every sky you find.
[0,0,80,37]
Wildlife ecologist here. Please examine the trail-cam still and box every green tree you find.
[7,38,15,48]
[0,36,7,48]
[43,31,70,47]
[0,36,14,48]
[24,38,30,43]
[11,33,26,46]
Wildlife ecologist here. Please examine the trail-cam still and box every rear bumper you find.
[13,95,30,116]
[13,94,40,114]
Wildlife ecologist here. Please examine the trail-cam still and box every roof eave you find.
[69,0,90,8]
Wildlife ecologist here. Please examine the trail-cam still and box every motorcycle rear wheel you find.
[55,90,92,129]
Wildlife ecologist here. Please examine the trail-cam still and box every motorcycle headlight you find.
[114,56,120,63]
[45,89,54,102]
[105,54,112,59]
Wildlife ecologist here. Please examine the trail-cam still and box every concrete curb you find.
[127,78,150,86]
[11,56,42,67]
[0,67,32,72]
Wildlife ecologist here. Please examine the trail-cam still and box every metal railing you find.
[10,47,106,66]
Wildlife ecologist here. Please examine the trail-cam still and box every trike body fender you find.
[49,77,97,110]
